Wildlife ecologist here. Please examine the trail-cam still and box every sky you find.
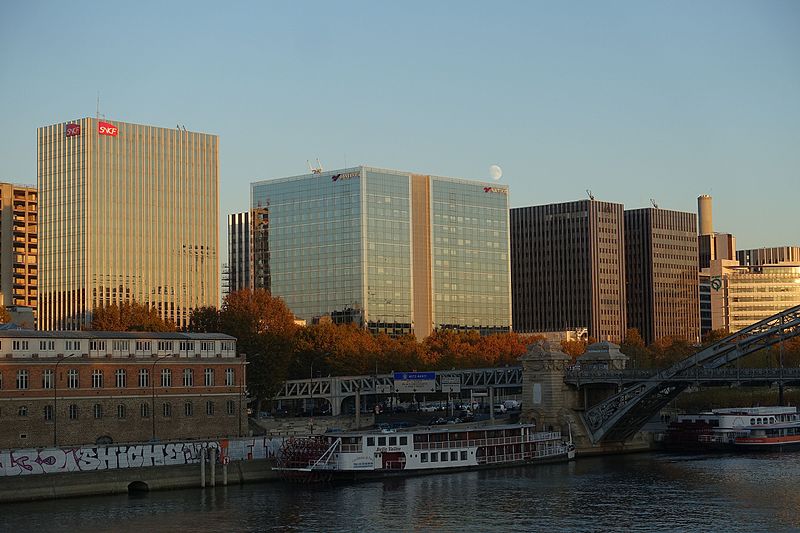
[1,1,798,260]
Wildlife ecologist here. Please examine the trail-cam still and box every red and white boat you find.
[275,423,575,482]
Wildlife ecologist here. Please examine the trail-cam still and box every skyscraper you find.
[227,211,251,294]
[37,118,219,330]
[624,207,700,345]
[250,166,511,338]
[0,183,37,313]
[510,199,626,342]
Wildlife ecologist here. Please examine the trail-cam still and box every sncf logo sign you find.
[98,121,118,137]
[483,186,507,194]
[331,171,359,182]
[65,123,81,137]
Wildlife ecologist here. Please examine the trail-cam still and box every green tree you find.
[187,306,221,333]
[90,301,176,332]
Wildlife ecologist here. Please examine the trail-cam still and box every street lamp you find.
[53,353,79,447]
[238,359,249,437]
[151,353,173,442]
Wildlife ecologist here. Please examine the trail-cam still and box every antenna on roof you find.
[307,158,323,174]
[586,189,595,201]
[650,198,659,209]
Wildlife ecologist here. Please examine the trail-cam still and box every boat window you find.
[451,451,458,461]
[389,437,397,446]
[441,452,448,462]
[770,418,775,424]
[750,418,755,425]
[367,437,375,447]
[431,453,438,462]
[421,453,428,463]
[399,436,407,445]
[460,451,467,460]
[378,437,386,446]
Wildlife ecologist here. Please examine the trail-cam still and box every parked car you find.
[503,400,521,410]
[429,417,448,426]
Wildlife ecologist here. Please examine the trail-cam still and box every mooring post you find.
[200,448,206,488]
[223,460,228,486]
[210,448,217,487]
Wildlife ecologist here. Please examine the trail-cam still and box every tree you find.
[187,306,221,333]
[90,301,176,332]
[620,328,652,368]
[0,307,10,324]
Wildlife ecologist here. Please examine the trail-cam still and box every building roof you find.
[0,330,235,340]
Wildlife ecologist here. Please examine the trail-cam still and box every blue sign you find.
[394,372,436,381]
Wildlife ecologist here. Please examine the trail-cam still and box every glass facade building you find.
[37,118,219,330]
[250,167,511,337]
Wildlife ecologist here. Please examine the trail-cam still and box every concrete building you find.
[737,246,800,267]
[697,195,735,269]
[227,211,251,294]
[37,118,219,330]
[511,199,626,342]
[705,260,800,333]
[0,331,245,449]
[250,166,512,338]
[0,183,37,316]
[624,207,700,345]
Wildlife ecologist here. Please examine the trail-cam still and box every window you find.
[184,402,193,416]
[117,405,126,419]
[389,437,397,446]
[16,369,29,390]
[115,369,126,388]
[179,341,195,352]
[367,437,375,447]
[92,369,104,388]
[136,341,152,352]
[460,450,467,461]
[42,369,53,389]
[431,453,438,462]
[158,341,173,351]
[183,368,194,387]
[13,340,29,350]
[225,368,235,386]
[378,437,386,446]
[66,340,80,351]
[421,452,428,463]
[204,368,214,386]
[93,404,103,419]
[89,340,106,351]
[200,341,214,351]
[140,403,150,418]
[226,400,235,415]
[399,436,408,445]
[68,404,78,420]
[206,401,215,415]
[113,340,130,352]
[161,368,172,387]
[44,405,53,421]
[451,451,458,461]
[39,340,55,351]
[18,405,28,417]
[163,402,172,417]
[222,341,235,351]
[67,369,79,389]
[138,368,149,388]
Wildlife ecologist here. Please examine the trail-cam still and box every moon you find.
[489,165,503,181]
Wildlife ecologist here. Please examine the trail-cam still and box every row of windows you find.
[5,339,234,353]
[17,400,238,420]
[2,367,236,390]
[420,450,468,463]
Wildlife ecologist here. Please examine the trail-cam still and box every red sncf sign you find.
[98,121,118,137]
[65,123,81,137]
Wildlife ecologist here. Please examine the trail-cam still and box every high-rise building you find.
[250,166,511,338]
[705,260,800,333]
[227,211,251,294]
[696,195,735,269]
[37,118,219,330]
[510,199,626,342]
[0,183,37,314]
[624,207,700,345]
[737,246,800,267]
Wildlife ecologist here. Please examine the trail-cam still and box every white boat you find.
[275,423,575,482]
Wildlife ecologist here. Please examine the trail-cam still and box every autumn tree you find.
[0,307,10,324]
[620,328,652,368]
[90,301,176,332]
[187,306,221,333]
[648,335,695,367]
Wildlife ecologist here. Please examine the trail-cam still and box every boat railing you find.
[476,445,568,465]
[413,432,562,451]
[340,444,361,453]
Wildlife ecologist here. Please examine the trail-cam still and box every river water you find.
[2,452,799,532]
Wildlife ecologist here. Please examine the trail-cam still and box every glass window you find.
[441,452,448,462]
[183,368,194,387]
[140,403,150,418]
[117,404,126,419]
[204,368,214,386]
[378,437,386,446]
[43,405,53,421]
[92,369,103,388]
[67,369,79,389]
[163,402,172,417]
[138,368,149,388]
[399,436,407,445]
[161,368,172,387]
[451,451,458,461]
[115,369,126,388]
[16,369,29,390]
[93,404,102,419]
[460,450,467,460]
[225,368,235,386]
[18,405,28,417]
[226,400,235,415]
[206,401,214,415]
[389,437,397,446]
[431,453,438,462]
[421,452,428,463]
[184,401,193,416]
[367,437,375,447]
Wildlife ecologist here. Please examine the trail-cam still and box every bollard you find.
[200,448,206,488]
[223,459,228,486]
[210,448,216,487]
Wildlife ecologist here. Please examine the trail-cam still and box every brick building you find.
[0,331,246,449]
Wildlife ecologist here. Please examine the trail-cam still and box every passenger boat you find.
[663,406,800,452]
[275,423,575,482]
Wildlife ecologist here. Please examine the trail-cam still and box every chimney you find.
[697,195,713,235]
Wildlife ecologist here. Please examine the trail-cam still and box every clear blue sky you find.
[1,1,798,259]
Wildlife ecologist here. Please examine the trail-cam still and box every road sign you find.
[393,371,436,393]
[440,375,461,393]
[375,384,393,394]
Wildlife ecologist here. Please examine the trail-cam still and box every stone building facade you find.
[0,331,246,449]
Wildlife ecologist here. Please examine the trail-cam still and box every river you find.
[2,452,799,532]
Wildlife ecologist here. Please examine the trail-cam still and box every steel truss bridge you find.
[582,304,800,444]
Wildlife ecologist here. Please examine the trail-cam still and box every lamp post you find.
[310,361,314,435]
[238,359,248,437]
[151,354,172,442]
[53,353,78,447]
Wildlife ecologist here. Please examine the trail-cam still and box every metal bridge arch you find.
[582,304,800,444]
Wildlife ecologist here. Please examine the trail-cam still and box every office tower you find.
[737,246,800,267]
[624,207,700,345]
[227,211,251,293]
[250,166,511,338]
[697,195,735,269]
[37,118,219,330]
[0,183,37,314]
[511,199,626,342]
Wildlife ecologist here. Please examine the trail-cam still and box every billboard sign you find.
[393,371,436,393]
[98,121,118,137]
[65,123,81,137]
